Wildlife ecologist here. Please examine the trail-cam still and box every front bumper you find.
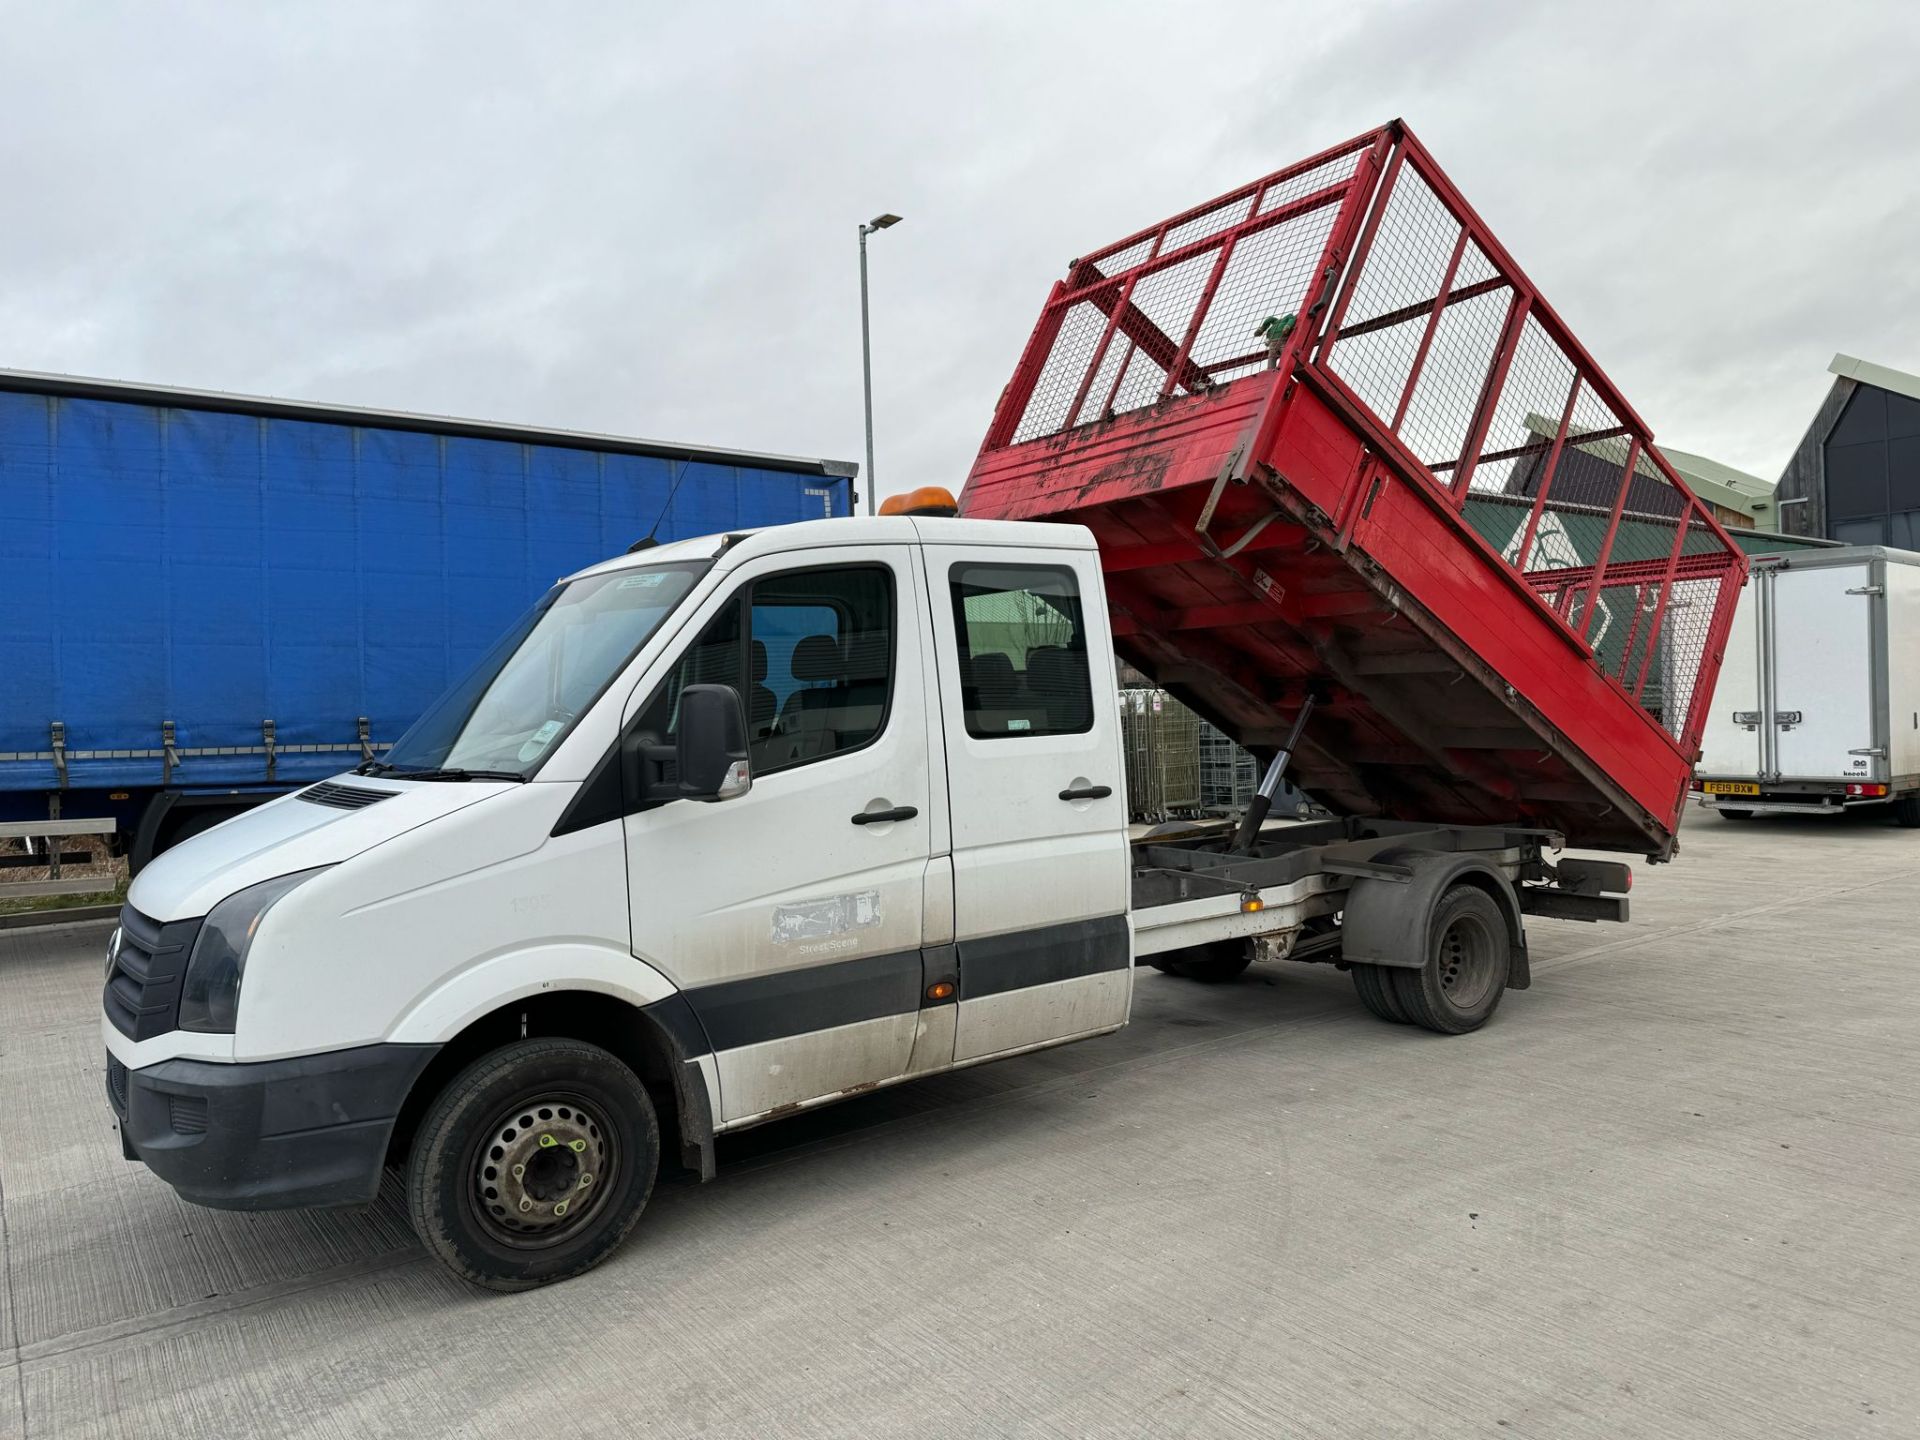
[107,1042,440,1210]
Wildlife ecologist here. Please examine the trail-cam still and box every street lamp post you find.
[858,212,902,514]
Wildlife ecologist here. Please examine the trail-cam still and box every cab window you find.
[750,567,893,773]
[627,602,745,747]
[949,563,1093,738]
[629,564,894,781]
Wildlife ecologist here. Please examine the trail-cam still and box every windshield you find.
[378,562,709,778]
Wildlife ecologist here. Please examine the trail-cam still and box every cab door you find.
[622,545,942,1125]
[924,543,1131,1063]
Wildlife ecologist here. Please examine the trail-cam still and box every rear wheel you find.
[1717,808,1755,821]
[1388,885,1511,1035]
[1893,795,1920,828]
[1351,963,1409,1023]
[406,1038,659,1291]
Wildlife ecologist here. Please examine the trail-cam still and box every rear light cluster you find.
[1846,783,1889,797]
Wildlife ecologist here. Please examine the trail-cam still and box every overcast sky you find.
[2,2,1913,497]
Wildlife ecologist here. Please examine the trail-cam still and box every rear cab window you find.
[948,563,1093,738]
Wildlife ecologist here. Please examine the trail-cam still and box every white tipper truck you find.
[1695,545,1920,824]
[103,505,1628,1289]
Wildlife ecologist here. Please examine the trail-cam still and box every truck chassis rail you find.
[1129,816,1621,961]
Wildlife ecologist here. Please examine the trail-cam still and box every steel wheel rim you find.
[1436,911,1499,1010]
[468,1090,619,1250]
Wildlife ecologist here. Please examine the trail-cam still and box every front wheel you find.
[1388,885,1511,1035]
[406,1038,659,1291]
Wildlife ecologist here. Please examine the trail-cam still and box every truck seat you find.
[1024,645,1091,732]
[776,635,847,737]
[761,631,890,767]
[971,652,1018,712]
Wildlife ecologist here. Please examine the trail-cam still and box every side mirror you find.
[675,684,752,801]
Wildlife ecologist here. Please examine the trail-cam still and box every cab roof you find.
[562,514,1096,584]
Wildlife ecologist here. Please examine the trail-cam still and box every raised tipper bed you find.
[961,120,1746,857]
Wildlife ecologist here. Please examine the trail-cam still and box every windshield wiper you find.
[380,767,530,783]
[355,760,395,776]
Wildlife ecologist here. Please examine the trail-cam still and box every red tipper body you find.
[960,121,1745,856]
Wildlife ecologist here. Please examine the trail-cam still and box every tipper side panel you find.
[961,123,1746,855]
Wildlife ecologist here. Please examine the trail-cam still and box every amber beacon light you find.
[879,486,960,517]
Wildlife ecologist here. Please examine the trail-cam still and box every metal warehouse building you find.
[1773,353,1920,544]
[1655,445,1777,532]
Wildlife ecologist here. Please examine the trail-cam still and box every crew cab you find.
[104,510,1624,1289]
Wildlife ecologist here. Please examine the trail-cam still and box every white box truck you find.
[103,509,1631,1290]
[1696,546,1920,824]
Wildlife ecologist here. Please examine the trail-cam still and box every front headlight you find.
[179,868,331,1033]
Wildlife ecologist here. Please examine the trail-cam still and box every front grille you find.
[106,1054,129,1117]
[299,781,394,811]
[103,905,203,1040]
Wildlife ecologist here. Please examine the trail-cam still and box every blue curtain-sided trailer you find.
[0,371,857,871]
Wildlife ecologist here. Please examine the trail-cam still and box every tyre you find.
[1717,808,1755,822]
[1387,885,1511,1035]
[1351,963,1409,1023]
[406,1038,659,1292]
[1893,795,1920,829]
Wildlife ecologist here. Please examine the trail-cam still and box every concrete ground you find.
[1,811,1915,1439]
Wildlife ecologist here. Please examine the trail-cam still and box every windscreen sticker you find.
[517,719,565,763]
[617,572,671,590]
[772,891,883,946]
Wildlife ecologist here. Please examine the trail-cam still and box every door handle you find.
[1058,785,1113,801]
[851,805,918,825]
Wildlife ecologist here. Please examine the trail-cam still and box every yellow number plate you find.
[1703,781,1760,796]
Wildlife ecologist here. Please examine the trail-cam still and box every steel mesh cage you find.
[1199,723,1259,810]
[1310,134,1745,754]
[1119,689,1202,820]
[979,121,1745,765]
[988,134,1377,451]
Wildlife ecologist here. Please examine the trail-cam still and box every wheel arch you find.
[1339,850,1530,990]
[387,986,717,1185]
